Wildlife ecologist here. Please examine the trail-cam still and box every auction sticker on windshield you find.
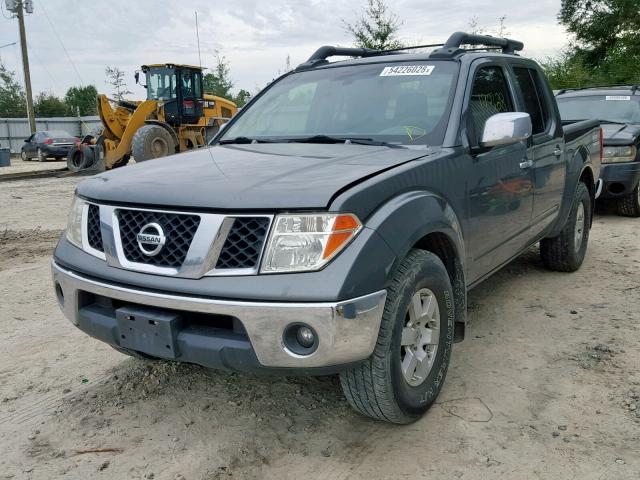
[380,65,435,76]
[605,96,631,101]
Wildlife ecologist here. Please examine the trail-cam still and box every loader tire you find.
[66,145,94,172]
[131,125,175,162]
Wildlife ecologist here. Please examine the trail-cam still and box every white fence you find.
[0,116,103,153]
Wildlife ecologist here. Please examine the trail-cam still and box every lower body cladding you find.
[599,162,640,198]
[51,261,387,374]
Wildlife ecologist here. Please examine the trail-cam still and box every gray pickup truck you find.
[52,32,601,424]
[557,86,640,216]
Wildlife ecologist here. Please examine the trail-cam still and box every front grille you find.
[116,209,200,268]
[87,204,103,252]
[215,217,270,269]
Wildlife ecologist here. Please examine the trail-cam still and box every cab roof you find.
[556,85,640,98]
[142,63,204,71]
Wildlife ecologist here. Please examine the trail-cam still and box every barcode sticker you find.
[380,65,435,76]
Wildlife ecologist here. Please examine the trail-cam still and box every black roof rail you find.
[430,31,524,58]
[296,46,380,70]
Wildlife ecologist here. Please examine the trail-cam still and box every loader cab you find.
[142,64,204,126]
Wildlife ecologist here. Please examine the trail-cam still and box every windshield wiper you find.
[286,135,405,148]
[219,136,279,145]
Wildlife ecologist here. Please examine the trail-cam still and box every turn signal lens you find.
[260,213,362,273]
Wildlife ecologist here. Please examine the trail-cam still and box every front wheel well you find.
[412,232,466,341]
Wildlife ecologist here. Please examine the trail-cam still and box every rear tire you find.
[616,184,640,217]
[540,182,591,272]
[37,148,46,162]
[131,125,175,162]
[339,249,455,424]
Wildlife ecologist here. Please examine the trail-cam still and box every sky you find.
[0,0,570,100]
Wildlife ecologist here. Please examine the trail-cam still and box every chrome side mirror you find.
[480,112,532,148]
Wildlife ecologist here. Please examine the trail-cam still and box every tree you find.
[344,0,403,50]
[559,0,640,68]
[105,66,132,101]
[0,59,26,118]
[539,51,592,89]
[203,53,234,99]
[34,92,67,117]
[234,89,251,107]
[64,85,98,116]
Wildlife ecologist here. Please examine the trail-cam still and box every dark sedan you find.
[21,130,79,162]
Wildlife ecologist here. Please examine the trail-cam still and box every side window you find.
[513,67,548,135]
[469,66,514,145]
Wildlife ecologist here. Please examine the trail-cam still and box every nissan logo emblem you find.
[136,222,166,257]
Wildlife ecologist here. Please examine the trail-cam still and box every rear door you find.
[464,61,534,281]
[510,64,566,234]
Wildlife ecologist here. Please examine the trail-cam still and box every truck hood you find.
[77,143,429,210]
[601,123,640,146]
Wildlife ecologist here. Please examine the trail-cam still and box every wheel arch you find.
[365,191,467,340]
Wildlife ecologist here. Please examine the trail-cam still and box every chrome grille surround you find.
[78,201,272,278]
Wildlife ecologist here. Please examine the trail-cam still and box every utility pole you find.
[195,11,202,68]
[16,1,35,133]
[6,0,35,133]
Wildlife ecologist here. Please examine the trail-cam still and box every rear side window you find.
[513,67,549,135]
[468,66,514,145]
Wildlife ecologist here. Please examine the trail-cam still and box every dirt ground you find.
[0,175,639,480]
[0,157,67,177]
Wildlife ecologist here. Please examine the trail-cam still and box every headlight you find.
[602,145,636,163]
[66,196,85,248]
[260,213,362,273]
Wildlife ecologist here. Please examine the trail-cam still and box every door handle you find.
[519,159,533,169]
[553,147,563,157]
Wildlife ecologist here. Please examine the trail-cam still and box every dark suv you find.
[557,86,640,216]
[52,33,600,423]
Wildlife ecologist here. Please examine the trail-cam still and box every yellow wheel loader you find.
[67,64,237,172]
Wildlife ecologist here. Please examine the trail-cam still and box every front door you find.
[465,64,534,281]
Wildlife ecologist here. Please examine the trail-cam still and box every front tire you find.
[540,182,591,272]
[21,150,29,161]
[340,249,455,424]
[616,184,640,217]
[131,125,176,162]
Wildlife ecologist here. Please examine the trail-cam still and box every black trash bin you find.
[0,147,10,167]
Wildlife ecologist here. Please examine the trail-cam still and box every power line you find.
[35,0,84,85]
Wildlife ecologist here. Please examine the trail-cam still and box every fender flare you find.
[364,191,467,336]
[144,120,179,151]
[548,146,595,237]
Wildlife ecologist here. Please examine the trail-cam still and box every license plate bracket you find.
[116,306,183,359]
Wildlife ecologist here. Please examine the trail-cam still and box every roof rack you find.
[430,31,524,58]
[296,32,524,71]
[556,84,639,95]
[296,46,381,70]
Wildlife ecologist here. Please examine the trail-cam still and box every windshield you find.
[558,95,640,124]
[147,67,176,101]
[220,61,459,146]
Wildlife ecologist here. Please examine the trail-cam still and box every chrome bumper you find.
[52,261,386,369]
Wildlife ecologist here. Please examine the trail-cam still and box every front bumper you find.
[52,261,386,372]
[599,162,640,198]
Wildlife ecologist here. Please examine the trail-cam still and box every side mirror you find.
[480,112,532,148]
[134,71,139,84]
[24,138,31,142]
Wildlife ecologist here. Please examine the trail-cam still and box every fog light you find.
[283,323,318,355]
[296,326,315,348]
